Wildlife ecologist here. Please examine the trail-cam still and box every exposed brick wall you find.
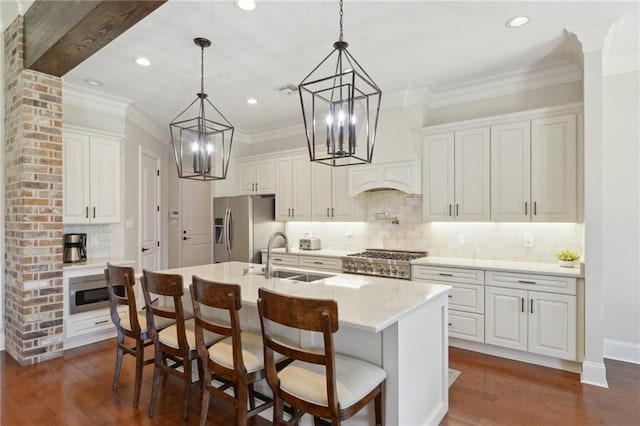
[4,17,64,365]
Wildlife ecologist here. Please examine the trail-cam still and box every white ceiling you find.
[61,0,639,137]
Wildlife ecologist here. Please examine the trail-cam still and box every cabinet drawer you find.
[262,253,299,267]
[66,309,116,338]
[413,265,484,285]
[486,271,576,295]
[448,311,484,342]
[449,283,484,313]
[299,256,342,272]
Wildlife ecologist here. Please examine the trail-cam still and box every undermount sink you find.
[286,273,335,282]
[269,270,302,279]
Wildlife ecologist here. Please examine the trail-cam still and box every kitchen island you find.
[157,261,451,425]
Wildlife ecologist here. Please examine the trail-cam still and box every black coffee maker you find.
[63,233,87,263]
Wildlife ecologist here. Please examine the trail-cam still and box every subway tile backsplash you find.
[63,224,113,259]
[287,191,583,264]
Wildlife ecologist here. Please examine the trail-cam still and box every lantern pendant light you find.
[170,37,234,181]
[298,0,382,167]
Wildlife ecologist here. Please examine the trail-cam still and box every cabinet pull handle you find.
[449,204,452,216]
[288,208,291,217]
[439,273,453,277]
[534,201,537,215]
[313,261,323,264]
[448,294,453,298]
[93,207,96,218]
[448,323,452,326]
[521,297,525,313]
[255,182,258,191]
[85,206,89,218]
[327,208,330,217]
[456,204,459,216]
[525,201,528,215]
[95,319,109,325]
[530,299,534,314]
[518,280,536,284]
[291,208,295,217]
[331,207,335,217]
[273,258,282,261]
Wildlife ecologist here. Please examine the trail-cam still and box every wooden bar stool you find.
[190,276,290,426]
[104,263,156,408]
[141,269,221,424]
[257,288,387,426]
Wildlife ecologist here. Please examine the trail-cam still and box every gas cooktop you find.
[342,249,428,280]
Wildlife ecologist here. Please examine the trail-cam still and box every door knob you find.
[141,247,149,252]
[183,236,191,240]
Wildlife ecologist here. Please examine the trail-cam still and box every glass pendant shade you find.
[170,38,233,181]
[299,42,381,167]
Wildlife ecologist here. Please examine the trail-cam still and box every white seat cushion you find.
[278,353,386,408]
[119,309,175,334]
[208,332,287,374]
[158,318,221,350]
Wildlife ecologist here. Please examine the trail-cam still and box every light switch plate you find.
[125,219,134,229]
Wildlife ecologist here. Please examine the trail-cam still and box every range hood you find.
[348,160,421,196]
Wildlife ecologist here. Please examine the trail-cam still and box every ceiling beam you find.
[23,0,166,77]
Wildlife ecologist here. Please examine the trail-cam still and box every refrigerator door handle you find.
[225,208,232,255]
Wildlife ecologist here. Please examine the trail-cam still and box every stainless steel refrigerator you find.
[213,195,284,264]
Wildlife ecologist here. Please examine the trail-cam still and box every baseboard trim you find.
[0,329,4,351]
[604,338,640,364]
[64,328,116,351]
[581,361,609,388]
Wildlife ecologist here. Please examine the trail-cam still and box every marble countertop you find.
[157,261,451,333]
[410,256,584,278]
[62,257,134,272]
[260,247,354,258]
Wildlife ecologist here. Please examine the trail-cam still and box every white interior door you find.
[140,148,161,271]
[181,179,212,267]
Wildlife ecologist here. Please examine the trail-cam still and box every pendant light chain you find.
[200,44,205,94]
[339,0,344,42]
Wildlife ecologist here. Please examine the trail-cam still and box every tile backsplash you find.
[63,224,113,258]
[286,190,583,264]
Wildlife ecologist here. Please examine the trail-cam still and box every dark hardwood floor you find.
[1,340,638,425]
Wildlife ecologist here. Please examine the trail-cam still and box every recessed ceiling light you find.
[236,0,256,11]
[84,78,104,87]
[505,16,530,28]
[246,98,258,105]
[135,57,152,66]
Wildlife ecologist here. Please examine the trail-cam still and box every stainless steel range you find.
[341,249,428,280]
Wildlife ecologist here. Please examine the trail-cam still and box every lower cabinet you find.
[298,255,342,272]
[485,286,577,360]
[260,252,299,268]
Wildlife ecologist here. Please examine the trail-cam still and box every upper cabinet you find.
[238,158,275,195]
[275,153,311,221]
[348,160,421,196]
[63,127,121,224]
[422,127,490,222]
[312,164,355,221]
[491,115,577,222]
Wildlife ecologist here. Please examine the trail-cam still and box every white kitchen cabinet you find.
[491,115,577,222]
[275,154,311,221]
[260,252,299,268]
[298,255,342,272]
[485,271,577,361]
[412,265,485,342]
[422,127,490,222]
[238,158,275,195]
[348,160,421,196]
[311,163,355,221]
[63,128,121,224]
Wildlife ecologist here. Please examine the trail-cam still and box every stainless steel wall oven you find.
[69,273,124,314]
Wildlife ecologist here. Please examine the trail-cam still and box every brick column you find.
[4,17,64,365]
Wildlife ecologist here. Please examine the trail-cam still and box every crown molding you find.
[566,22,616,53]
[63,82,131,118]
[383,82,434,109]
[249,122,305,145]
[430,61,582,108]
[126,104,169,146]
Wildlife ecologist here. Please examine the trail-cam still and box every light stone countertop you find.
[157,261,451,333]
[411,256,584,278]
[260,247,355,258]
[62,257,134,272]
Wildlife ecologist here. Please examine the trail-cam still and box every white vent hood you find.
[348,160,421,196]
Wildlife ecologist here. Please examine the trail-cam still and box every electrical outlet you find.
[524,233,534,248]
[458,234,465,245]
[91,236,98,246]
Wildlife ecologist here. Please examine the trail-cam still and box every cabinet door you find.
[491,121,531,222]
[311,163,333,221]
[275,157,293,221]
[63,131,90,223]
[454,127,490,221]
[448,311,484,343]
[238,162,256,194]
[331,166,355,221]
[531,114,577,222]
[528,291,577,360]
[255,159,275,194]
[422,133,454,221]
[291,154,311,220]
[89,136,120,224]
[485,286,527,351]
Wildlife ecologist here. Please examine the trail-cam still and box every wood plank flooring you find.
[1,340,638,425]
